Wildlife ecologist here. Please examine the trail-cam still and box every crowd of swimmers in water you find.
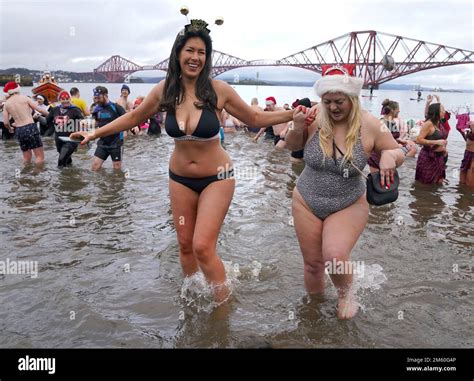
[1,18,472,319]
[1,84,472,187]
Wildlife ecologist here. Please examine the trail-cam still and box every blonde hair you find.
[317,95,362,163]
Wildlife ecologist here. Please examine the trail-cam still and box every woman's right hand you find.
[70,130,96,145]
[436,139,447,147]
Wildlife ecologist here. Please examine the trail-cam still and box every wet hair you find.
[70,87,80,96]
[160,29,217,113]
[425,103,441,126]
[381,98,399,116]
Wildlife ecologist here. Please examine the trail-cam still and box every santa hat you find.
[3,81,21,95]
[265,96,277,105]
[314,64,363,97]
[58,90,71,100]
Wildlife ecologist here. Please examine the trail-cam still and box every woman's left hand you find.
[379,151,397,187]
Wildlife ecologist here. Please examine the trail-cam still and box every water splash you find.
[249,261,262,279]
[352,264,388,312]
[179,261,241,313]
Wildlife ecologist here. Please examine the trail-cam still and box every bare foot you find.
[212,282,231,305]
[337,292,359,319]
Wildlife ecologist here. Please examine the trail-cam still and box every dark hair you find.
[160,29,217,113]
[70,87,79,96]
[425,103,441,126]
[381,98,399,115]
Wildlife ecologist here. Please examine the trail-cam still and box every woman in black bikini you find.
[72,19,296,303]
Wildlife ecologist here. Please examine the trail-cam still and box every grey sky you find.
[1,0,473,89]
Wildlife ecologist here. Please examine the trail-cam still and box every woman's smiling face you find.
[179,37,206,79]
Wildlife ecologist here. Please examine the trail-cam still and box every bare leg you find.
[322,195,369,319]
[32,147,44,166]
[91,157,104,171]
[192,178,235,303]
[292,188,325,294]
[112,161,122,170]
[169,179,200,276]
[22,150,32,165]
[275,140,286,150]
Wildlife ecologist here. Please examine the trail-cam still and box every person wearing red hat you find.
[71,20,297,304]
[45,91,84,167]
[285,64,405,319]
[252,96,283,143]
[2,81,50,165]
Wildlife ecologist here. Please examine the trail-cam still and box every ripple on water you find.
[1,128,472,348]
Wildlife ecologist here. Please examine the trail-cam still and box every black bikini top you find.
[165,107,221,141]
[426,127,443,141]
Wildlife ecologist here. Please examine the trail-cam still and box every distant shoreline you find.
[2,67,472,93]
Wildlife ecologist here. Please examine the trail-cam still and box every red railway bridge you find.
[93,30,474,88]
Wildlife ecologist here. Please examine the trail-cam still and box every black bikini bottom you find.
[169,168,234,194]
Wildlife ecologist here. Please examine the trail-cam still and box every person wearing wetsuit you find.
[415,103,448,184]
[90,86,126,171]
[71,21,294,303]
[285,65,404,319]
[46,91,84,167]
